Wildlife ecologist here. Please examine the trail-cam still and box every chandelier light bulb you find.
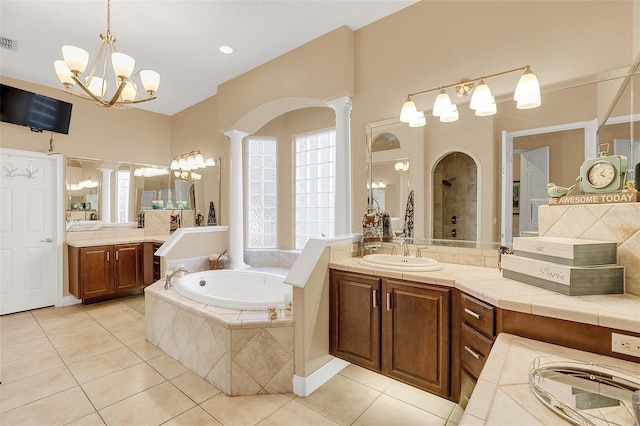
[121,82,137,102]
[475,96,497,116]
[62,45,89,75]
[170,159,180,170]
[195,152,205,168]
[140,70,160,94]
[514,68,541,109]
[205,158,216,167]
[409,111,426,127]
[187,154,197,170]
[54,60,75,87]
[399,96,418,123]
[111,52,135,79]
[178,157,188,170]
[86,76,106,97]
[439,104,459,123]
[470,80,493,111]
[432,89,452,117]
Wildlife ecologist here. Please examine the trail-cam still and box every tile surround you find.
[145,282,294,396]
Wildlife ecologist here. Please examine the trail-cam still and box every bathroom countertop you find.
[459,333,640,425]
[66,234,168,247]
[329,258,640,333]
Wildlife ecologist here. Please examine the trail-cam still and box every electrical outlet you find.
[611,332,640,358]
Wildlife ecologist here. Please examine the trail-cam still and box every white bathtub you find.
[173,270,292,310]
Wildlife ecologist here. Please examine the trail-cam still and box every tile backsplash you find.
[538,203,640,296]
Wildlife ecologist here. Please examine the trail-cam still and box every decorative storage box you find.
[501,254,624,296]
[513,236,617,266]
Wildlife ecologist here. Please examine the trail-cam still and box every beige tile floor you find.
[0,295,464,426]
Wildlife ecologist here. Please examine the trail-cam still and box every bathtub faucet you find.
[165,266,190,290]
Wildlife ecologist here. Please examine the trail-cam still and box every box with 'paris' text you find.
[501,254,624,296]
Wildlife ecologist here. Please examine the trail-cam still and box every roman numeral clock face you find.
[587,161,616,189]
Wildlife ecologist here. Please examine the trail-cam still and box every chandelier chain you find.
[106,0,111,35]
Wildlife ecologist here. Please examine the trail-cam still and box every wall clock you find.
[577,145,628,194]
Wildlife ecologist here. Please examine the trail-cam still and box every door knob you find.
[40,238,53,243]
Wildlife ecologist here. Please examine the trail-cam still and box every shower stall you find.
[433,152,477,240]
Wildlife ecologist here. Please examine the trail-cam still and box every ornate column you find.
[327,96,353,235]
[224,129,250,270]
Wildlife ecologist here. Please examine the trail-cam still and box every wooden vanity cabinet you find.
[69,243,142,300]
[457,292,498,408]
[330,270,451,398]
[329,271,381,370]
[383,279,450,396]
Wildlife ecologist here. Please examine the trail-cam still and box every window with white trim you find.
[116,170,130,223]
[247,137,277,248]
[295,129,336,250]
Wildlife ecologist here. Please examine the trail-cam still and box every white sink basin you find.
[358,254,443,272]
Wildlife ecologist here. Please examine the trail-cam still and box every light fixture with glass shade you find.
[53,0,160,108]
[398,65,541,126]
[394,161,410,174]
[171,150,216,182]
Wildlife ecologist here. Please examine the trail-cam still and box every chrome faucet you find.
[397,238,410,257]
[164,266,190,290]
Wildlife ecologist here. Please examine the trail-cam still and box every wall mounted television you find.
[0,84,72,134]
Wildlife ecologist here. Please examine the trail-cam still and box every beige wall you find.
[0,76,171,165]
[216,26,354,133]
[171,96,229,225]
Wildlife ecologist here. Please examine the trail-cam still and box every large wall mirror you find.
[366,118,425,240]
[366,61,639,248]
[502,59,640,244]
[65,156,222,227]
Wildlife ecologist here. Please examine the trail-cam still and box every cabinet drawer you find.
[459,368,477,409]
[461,293,495,338]
[461,323,493,378]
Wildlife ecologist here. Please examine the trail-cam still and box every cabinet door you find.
[383,279,450,397]
[330,271,381,370]
[79,246,113,298]
[114,244,142,291]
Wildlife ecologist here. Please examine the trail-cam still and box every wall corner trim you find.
[292,357,350,397]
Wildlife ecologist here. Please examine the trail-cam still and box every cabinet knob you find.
[372,290,378,308]
[386,293,392,311]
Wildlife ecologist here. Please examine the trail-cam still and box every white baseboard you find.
[61,294,81,306]
[292,357,349,397]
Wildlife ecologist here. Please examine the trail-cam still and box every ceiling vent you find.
[1,37,18,51]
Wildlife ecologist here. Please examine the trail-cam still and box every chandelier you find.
[170,151,216,182]
[399,65,541,126]
[53,0,160,108]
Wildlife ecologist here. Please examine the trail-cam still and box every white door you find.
[519,146,549,236]
[1,150,57,314]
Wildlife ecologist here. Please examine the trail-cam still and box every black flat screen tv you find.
[0,84,73,134]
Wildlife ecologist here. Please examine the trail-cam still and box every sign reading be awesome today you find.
[548,192,639,206]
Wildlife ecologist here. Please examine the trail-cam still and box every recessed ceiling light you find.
[218,44,235,55]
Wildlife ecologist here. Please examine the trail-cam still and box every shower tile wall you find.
[433,153,477,240]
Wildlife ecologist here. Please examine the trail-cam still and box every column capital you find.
[224,129,250,141]
[326,96,352,111]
